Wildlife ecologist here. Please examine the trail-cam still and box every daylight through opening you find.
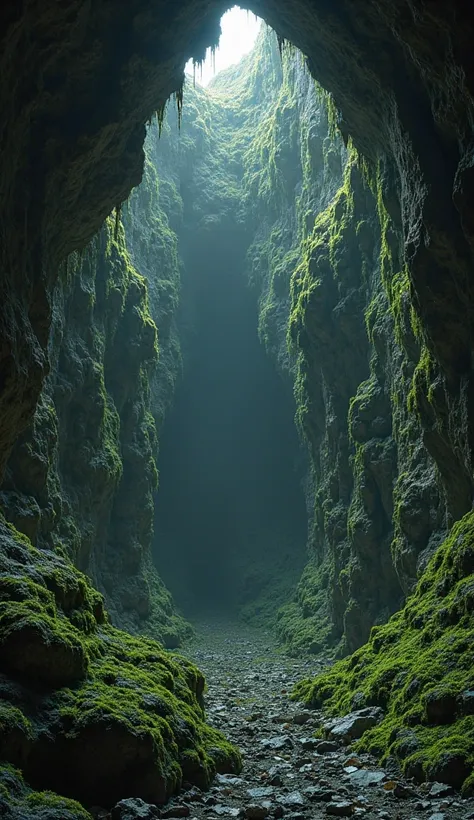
[151,11,311,624]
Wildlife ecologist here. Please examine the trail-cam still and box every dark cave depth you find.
[153,222,308,621]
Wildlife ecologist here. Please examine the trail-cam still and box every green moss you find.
[276,559,333,655]
[360,157,422,350]
[294,511,474,790]
[26,791,93,819]
[0,765,93,820]
[0,701,34,764]
[288,145,360,443]
[0,518,240,807]
[407,343,437,415]
[462,772,474,797]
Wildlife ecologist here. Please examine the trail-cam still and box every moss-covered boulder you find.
[0,765,92,820]
[294,511,474,792]
[0,518,241,810]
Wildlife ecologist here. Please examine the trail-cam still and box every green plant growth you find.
[277,559,334,656]
[294,510,474,792]
[0,517,240,810]
[0,764,93,820]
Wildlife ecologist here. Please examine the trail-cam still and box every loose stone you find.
[326,800,355,816]
[245,805,269,819]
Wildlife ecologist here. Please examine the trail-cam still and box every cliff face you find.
[2,1,474,517]
[148,41,310,622]
[0,181,189,648]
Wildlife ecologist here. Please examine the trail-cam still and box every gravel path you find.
[161,621,474,820]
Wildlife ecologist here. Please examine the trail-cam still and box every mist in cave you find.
[153,224,308,621]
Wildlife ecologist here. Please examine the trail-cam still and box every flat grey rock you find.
[324,708,384,742]
[260,735,293,750]
[277,791,305,808]
[246,788,275,800]
[348,768,386,787]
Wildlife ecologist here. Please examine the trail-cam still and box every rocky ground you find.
[108,620,474,820]
[149,620,474,820]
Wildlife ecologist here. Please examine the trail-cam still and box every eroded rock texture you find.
[0,208,189,646]
[1,0,474,810]
[0,0,473,645]
[137,32,454,657]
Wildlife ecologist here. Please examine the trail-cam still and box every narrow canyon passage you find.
[153,227,308,622]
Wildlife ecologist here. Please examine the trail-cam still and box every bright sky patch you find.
[185,6,262,87]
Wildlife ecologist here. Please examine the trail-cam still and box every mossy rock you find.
[0,598,88,686]
[294,511,474,791]
[0,518,241,809]
[0,765,92,820]
[276,559,334,655]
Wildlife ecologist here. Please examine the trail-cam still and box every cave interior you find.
[1,0,474,816]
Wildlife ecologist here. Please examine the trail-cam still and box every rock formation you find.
[1,0,474,810]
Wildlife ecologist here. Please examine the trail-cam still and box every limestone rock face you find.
[133,34,443,655]
[1,0,474,809]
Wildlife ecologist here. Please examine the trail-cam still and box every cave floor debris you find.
[167,620,474,820]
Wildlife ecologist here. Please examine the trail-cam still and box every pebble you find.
[277,791,305,808]
[299,737,318,750]
[161,807,191,818]
[246,788,275,800]
[261,736,293,750]
[348,769,386,787]
[292,712,312,725]
[111,798,160,820]
[429,782,454,798]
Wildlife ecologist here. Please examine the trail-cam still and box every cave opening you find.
[151,8,309,624]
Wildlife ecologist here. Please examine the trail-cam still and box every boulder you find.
[111,798,160,820]
[323,707,384,742]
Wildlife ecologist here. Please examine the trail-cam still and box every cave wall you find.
[1,0,474,809]
[0,156,190,647]
[226,32,465,655]
[0,0,474,670]
[2,1,474,520]
[136,41,310,621]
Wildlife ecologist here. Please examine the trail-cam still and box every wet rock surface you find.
[155,622,474,820]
